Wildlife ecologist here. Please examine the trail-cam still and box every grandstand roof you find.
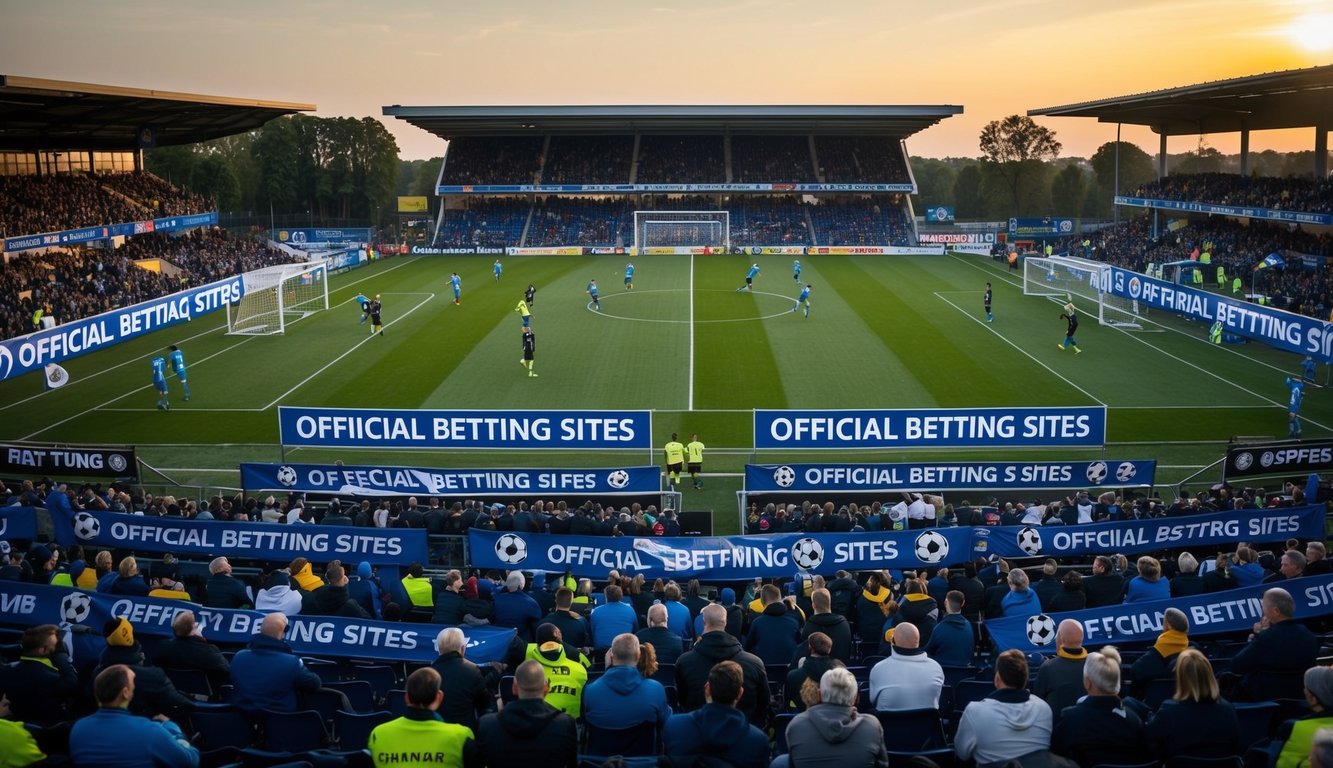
[0,75,316,151]
[382,105,963,139]
[1027,64,1333,135]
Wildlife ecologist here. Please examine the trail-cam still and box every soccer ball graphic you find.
[276,466,299,487]
[1026,614,1057,646]
[1086,461,1108,485]
[1017,526,1043,556]
[791,538,825,571]
[72,512,101,541]
[494,533,528,565]
[773,466,797,488]
[914,531,949,564]
[1115,462,1137,483]
[606,469,630,489]
[61,592,92,624]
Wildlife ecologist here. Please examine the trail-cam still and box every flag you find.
[44,364,70,390]
[1256,253,1285,270]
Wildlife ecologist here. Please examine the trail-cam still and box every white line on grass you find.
[689,252,695,411]
[933,292,1106,406]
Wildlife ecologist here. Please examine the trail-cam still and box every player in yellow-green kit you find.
[664,433,686,490]
[686,433,705,489]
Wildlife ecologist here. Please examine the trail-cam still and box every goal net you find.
[225,260,330,336]
[1023,255,1143,328]
[633,211,729,254]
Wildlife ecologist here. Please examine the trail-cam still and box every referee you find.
[686,433,705,489]
[521,327,537,378]
[663,432,686,490]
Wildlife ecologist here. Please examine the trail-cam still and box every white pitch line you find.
[689,253,695,411]
[934,291,1106,406]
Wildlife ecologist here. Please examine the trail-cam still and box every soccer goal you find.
[633,211,729,254]
[225,260,330,336]
[1023,255,1143,328]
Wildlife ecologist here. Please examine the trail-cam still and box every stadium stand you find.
[730,135,815,182]
[541,135,635,185]
[815,136,913,184]
[635,135,726,184]
[438,136,544,186]
[1130,172,1333,215]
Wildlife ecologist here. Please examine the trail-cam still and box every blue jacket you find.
[581,665,670,730]
[923,613,975,667]
[1232,562,1266,587]
[493,589,543,643]
[661,600,691,638]
[1123,577,1170,604]
[662,703,770,768]
[70,707,199,768]
[1001,588,1040,617]
[229,633,322,712]
[590,601,637,649]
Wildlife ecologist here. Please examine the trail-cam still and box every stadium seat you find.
[583,722,658,758]
[774,712,797,755]
[876,709,946,751]
[322,680,376,713]
[1165,756,1244,768]
[191,704,255,751]
[301,658,342,685]
[348,664,397,701]
[952,679,995,720]
[385,689,411,717]
[299,688,351,728]
[164,667,214,701]
[499,676,518,706]
[260,709,330,752]
[888,748,959,768]
[333,710,393,751]
[1234,701,1280,749]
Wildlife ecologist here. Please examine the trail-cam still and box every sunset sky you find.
[2,0,1330,161]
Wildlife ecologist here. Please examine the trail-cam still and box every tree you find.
[978,115,1061,214]
[410,158,444,197]
[1088,141,1155,217]
[952,163,984,219]
[1172,144,1225,175]
[1050,164,1087,218]
[909,158,957,210]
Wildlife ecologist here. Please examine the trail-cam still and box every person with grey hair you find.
[1053,646,1150,767]
[1267,549,1309,584]
[1128,606,1190,698]
[1307,541,1330,576]
[1269,666,1333,768]
[202,556,250,609]
[1171,551,1207,596]
[429,626,497,730]
[1230,587,1320,701]
[493,571,542,643]
[781,666,888,768]
[1001,568,1039,616]
[582,632,670,737]
[636,602,684,666]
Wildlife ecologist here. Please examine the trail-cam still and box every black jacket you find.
[203,573,251,609]
[1,649,81,725]
[1083,572,1125,608]
[476,697,577,768]
[1052,694,1149,768]
[948,574,987,622]
[635,625,684,667]
[1170,573,1207,597]
[1034,575,1063,611]
[675,631,769,726]
[1049,585,1087,613]
[799,612,853,664]
[303,584,370,618]
[430,651,496,731]
[785,655,842,711]
[151,635,231,691]
[745,601,801,666]
[1146,698,1242,759]
[541,609,591,650]
[433,588,466,625]
[1230,619,1320,701]
[97,644,194,721]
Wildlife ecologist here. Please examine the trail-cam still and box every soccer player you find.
[525,283,536,308]
[369,295,384,336]
[736,263,760,291]
[984,282,993,322]
[587,279,600,311]
[354,293,370,324]
[515,297,531,328]
[1288,376,1305,437]
[1057,302,1081,354]
[493,259,503,282]
[624,262,635,290]
[1303,356,1317,384]
[663,432,686,490]
[793,258,802,283]
[450,272,462,306]
[686,433,705,490]
[1210,320,1223,345]
[792,283,811,317]
[151,355,170,411]
[167,345,190,401]
[521,327,537,378]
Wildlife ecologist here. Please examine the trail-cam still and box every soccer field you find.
[1,251,1324,531]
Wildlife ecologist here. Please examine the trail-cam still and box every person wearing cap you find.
[523,623,588,718]
[343,560,383,619]
[95,617,194,722]
[368,667,475,768]
[202,557,251,609]
[493,571,542,643]
[153,610,231,693]
[430,627,497,731]
[229,613,322,712]
[69,664,200,768]
[4,625,80,726]
[694,587,744,640]
[476,659,578,768]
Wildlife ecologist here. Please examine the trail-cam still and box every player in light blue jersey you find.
[736,263,760,292]
[450,272,462,305]
[167,345,190,401]
[586,279,600,311]
[1303,356,1317,383]
[1287,376,1305,437]
[354,293,369,324]
[624,262,635,290]
[793,259,802,283]
[151,356,170,411]
[493,259,503,282]
[792,284,812,317]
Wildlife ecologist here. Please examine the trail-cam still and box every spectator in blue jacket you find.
[70,664,200,768]
[924,590,975,668]
[660,581,693,638]
[583,633,670,732]
[1124,556,1171,603]
[1001,569,1040,617]
[744,583,802,666]
[590,584,638,651]
[1232,547,1266,587]
[229,613,322,712]
[662,659,769,768]
[493,571,543,643]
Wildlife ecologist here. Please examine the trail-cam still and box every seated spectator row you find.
[0,171,213,239]
[1133,172,1333,215]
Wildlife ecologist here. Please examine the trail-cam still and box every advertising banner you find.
[987,573,1333,653]
[0,581,513,664]
[409,246,506,255]
[3,212,219,254]
[918,233,997,244]
[276,228,372,245]
[1008,218,1077,237]
[278,407,653,450]
[397,196,429,213]
[1226,441,1333,480]
[241,462,661,496]
[1114,197,1333,227]
[753,408,1107,450]
[468,527,978,579]
[48,508,428,565]
[438,183,915,195]
[977,505,1323,561]
[1,443,137,479]
[0,507,38,542]
[745,460,1155,493]
[0,276,244,383]
[924,206,956,223]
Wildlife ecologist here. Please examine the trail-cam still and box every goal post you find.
[225,260,330,336]
[632,211,729,254]
[1023,255,1143,328]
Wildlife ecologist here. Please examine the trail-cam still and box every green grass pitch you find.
[1,252,1321,535]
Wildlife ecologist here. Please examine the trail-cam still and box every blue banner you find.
[0,275,244,383]
[278,407,653,450]
[1105,266,1333,362]
[1008,217,1076,237]
[977,505,1324,561]
[2,212,219,253]
[241,462,661,496]
[1114,196,1333,227]
[468,528,979,579]
[437,183,915,195]
[987,573,1333,653]
[0,507,38,542]
[925,206,956,223]
[753,408,1106,450]
[0,581,513,664]
[48,508,427,566]
[275,228,372,245]
[745,460,1155,493]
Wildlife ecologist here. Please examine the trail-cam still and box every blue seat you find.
[323,680,376,713]
[349,664,398,701]
[887,747,959,768]
[192,705,255,750]
[1234,701,1279,750]
[300,688,351,727]
[260,709,330,753]
[385,689,411,717]
[334,710,394,751]
[876,709,945,751]
[301,658,342,685]
[774,712,797,755]
[583,722,658,758]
